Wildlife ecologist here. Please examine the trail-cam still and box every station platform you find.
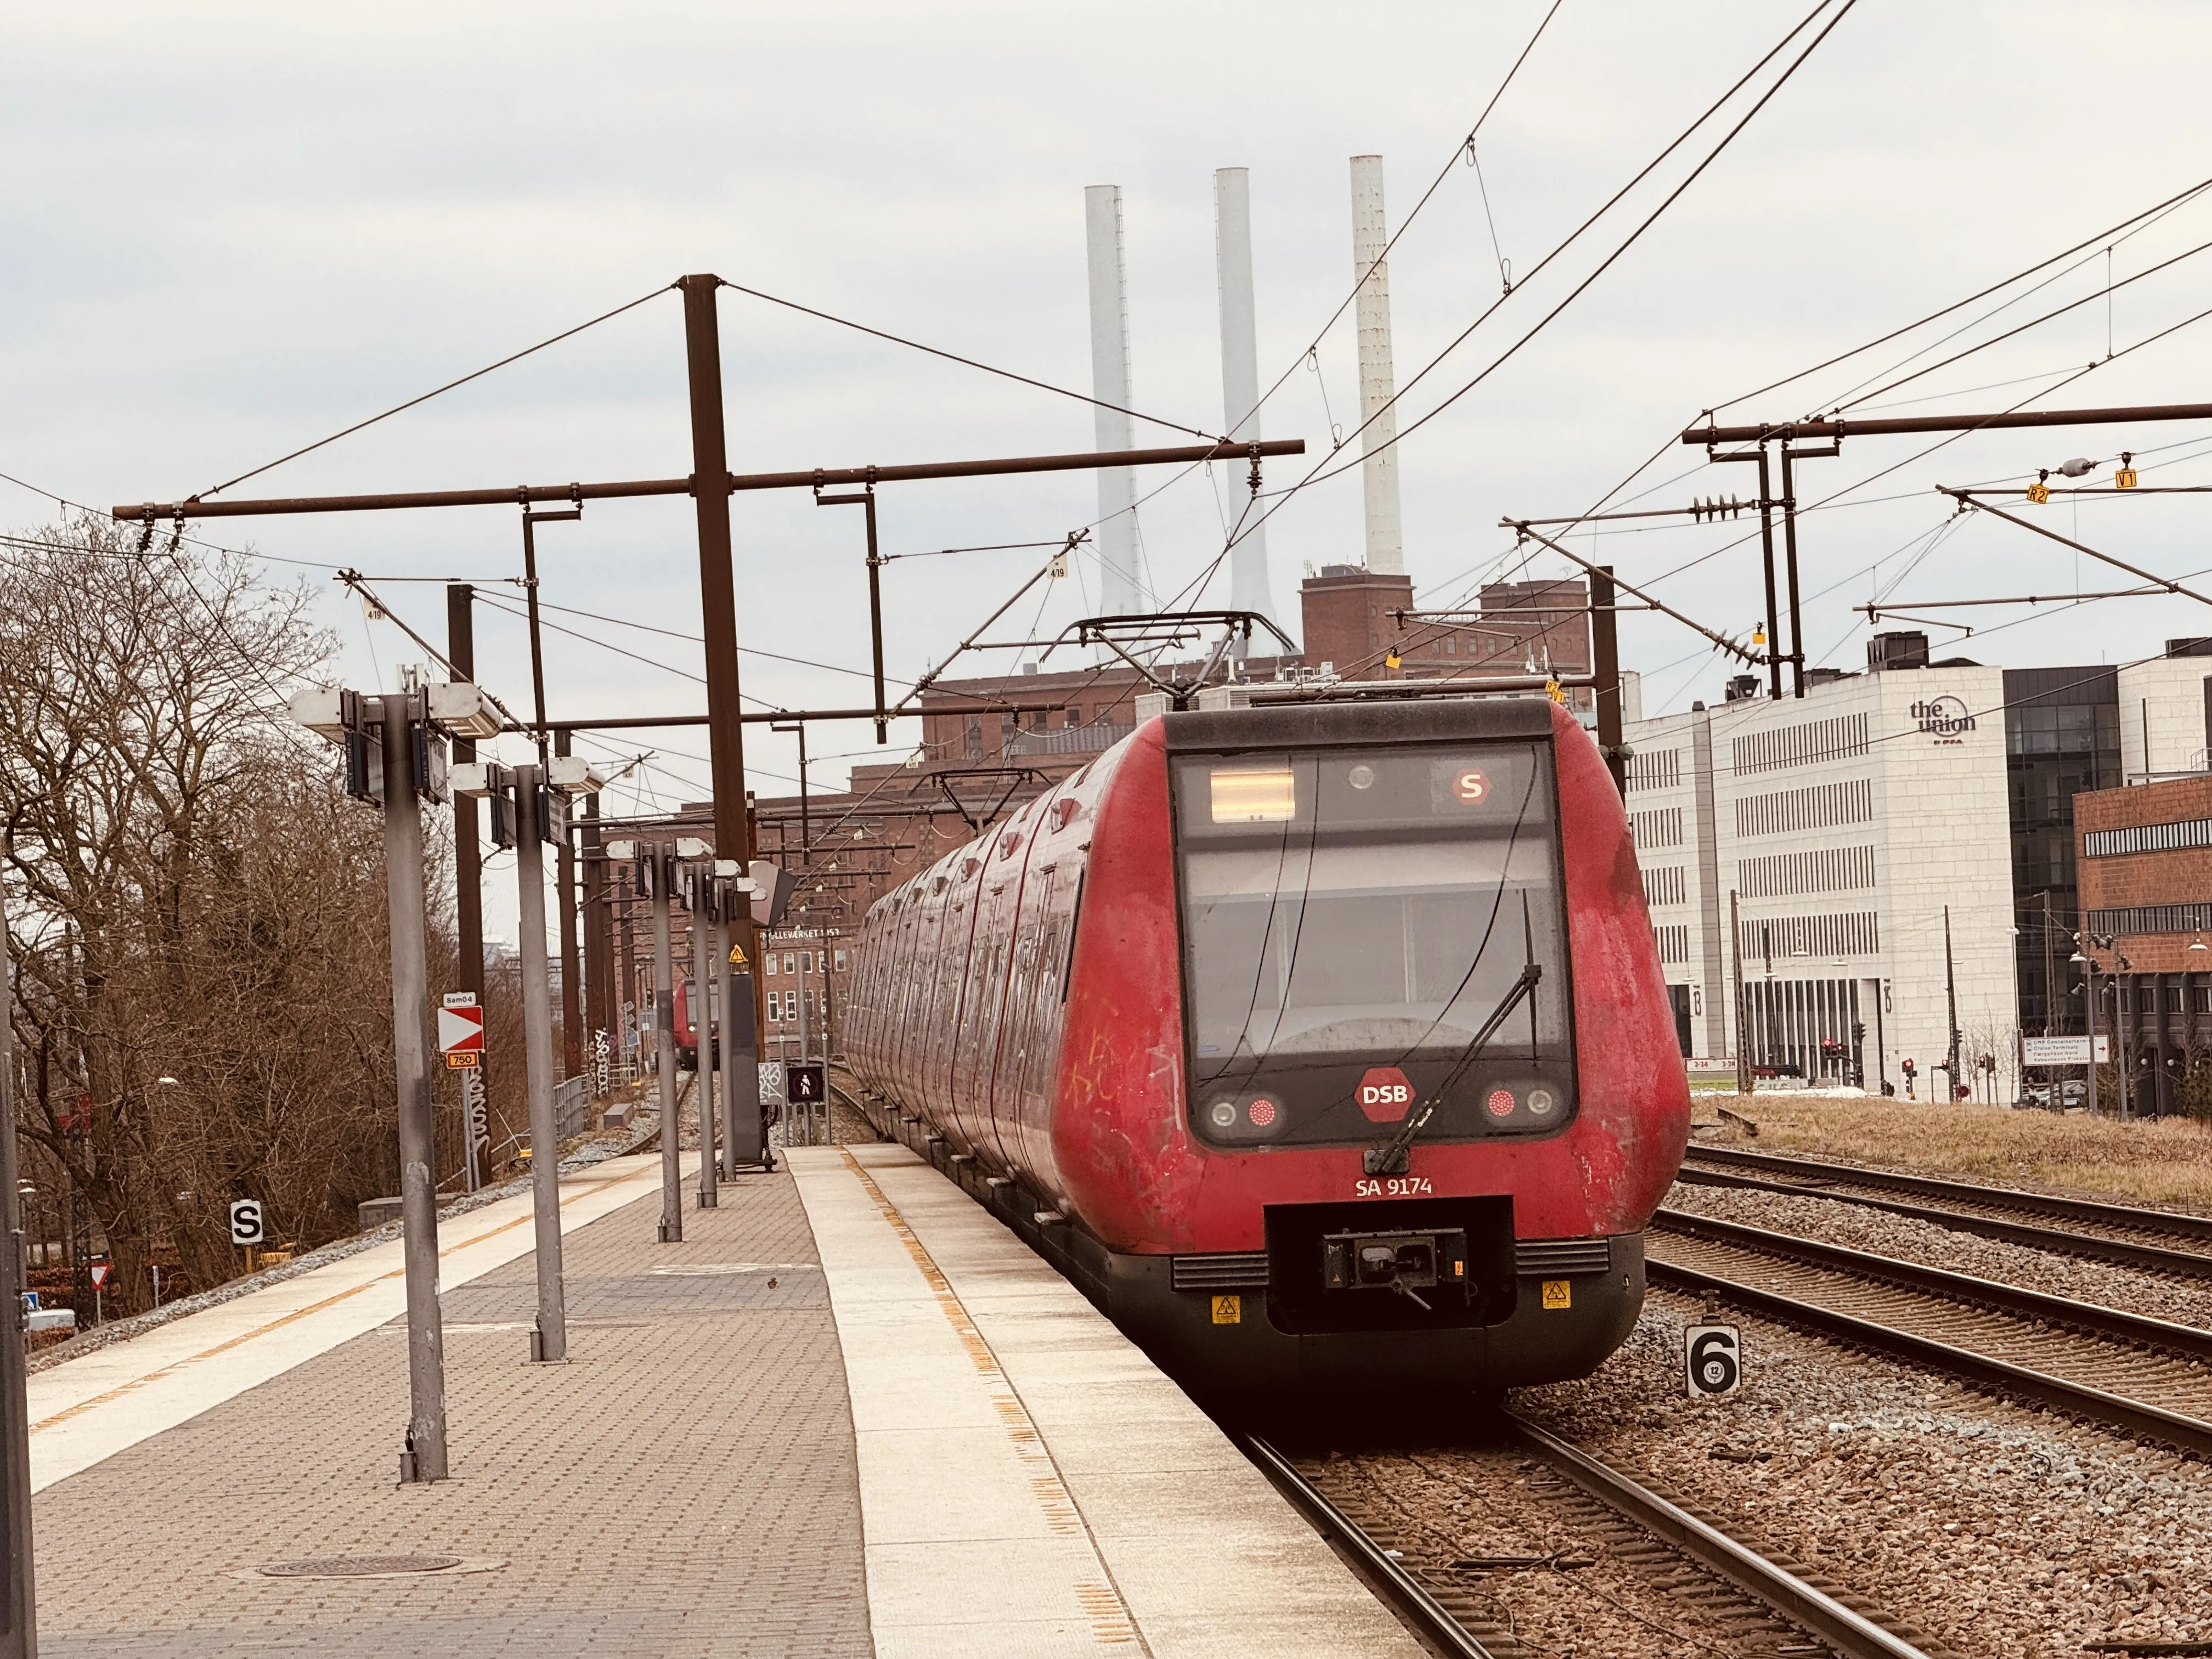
[24,1138,1416,1658]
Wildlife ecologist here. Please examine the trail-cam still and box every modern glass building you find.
[2002,666,2120,1039]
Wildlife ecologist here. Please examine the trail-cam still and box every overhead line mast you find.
[1678,398,2212,698]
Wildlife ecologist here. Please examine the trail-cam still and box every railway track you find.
[1679,1146,2212,1279]
[1649,1206,2212,1458]
[1250,1424,1944,1658]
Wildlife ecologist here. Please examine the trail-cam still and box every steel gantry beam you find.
[1680,400,2212,447]
[110,440,1308,523]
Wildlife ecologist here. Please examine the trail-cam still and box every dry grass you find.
[1692,1093,2212,1213]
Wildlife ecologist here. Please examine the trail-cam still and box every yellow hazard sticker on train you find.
[1211,1294,1241,1325]
[1541,1279,1572,1310]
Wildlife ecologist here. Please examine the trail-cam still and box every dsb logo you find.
[1356,1065,1414,1123]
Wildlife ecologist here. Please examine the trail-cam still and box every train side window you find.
[1061,872,1085,1002]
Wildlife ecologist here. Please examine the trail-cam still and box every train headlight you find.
[1208,1101,1239,1130]
[1346,764,1376,791]
[1526,1088,1557,1118]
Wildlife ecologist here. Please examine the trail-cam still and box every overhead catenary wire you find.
[1711,173,2212,420]
[1204,0,1860,589]
[1533,183,2212,625]
[194,284,678,501]
[715,278,1218,443]
[1235,0,1566,448]
[1827,232,2212,416]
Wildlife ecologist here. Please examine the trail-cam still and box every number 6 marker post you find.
[1685,1322,1742,1401]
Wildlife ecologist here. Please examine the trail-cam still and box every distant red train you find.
[844,698,1689,1406]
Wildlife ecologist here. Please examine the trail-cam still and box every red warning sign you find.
[1356,1066,1415,1124]
[437,1003,485,1056]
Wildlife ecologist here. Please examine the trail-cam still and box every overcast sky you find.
[10,0,2212,894]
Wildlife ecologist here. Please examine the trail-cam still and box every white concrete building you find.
[1624,662,2018,1097]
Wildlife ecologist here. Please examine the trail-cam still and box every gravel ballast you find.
[1509,1294,2212,1657]
[1666,1180,2212,1330]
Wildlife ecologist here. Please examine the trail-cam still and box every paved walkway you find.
[791,1143,1418,1659]
[26,1139,1420,1658]
[31,1153,870,1657]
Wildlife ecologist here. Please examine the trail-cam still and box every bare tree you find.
[1,520,437,1312]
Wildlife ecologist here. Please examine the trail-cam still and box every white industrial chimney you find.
[1214,167,1274,624]
[1085,184,1146,617]
[1349,155,1406,575]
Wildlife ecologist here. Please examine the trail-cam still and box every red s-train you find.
[843,697,1689,1403]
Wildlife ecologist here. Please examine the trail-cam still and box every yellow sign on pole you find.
[2026,481,2051,504]
[729,944,749,968]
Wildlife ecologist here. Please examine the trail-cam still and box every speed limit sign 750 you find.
[1685,1323,1741,1399]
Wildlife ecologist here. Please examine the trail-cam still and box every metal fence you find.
[1003,720,1132,758]
[553,1075,590,1142]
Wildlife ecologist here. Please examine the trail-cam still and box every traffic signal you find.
[1853,1022,1866,1043]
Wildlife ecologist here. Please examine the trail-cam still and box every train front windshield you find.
[1171,740,1576,1147]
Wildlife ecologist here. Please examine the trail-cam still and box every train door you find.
[980,806,1051,1172]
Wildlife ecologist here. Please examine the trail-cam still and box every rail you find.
[1675,1157,2212,1279]
[1243,1437,1496,1659]
[1649,1220,2212,1459]
[1682,1144,2212,1241]
[1247,1426,1933,1659]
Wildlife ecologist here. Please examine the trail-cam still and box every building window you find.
[1730,712,1871,777]
[1738,911,1882,960]
[764,954,777,977]
[1737,845,1878,899]
[1629,807,1684,850]
[766,991,782,1020]
[1735,778,1875,838]
[782,952,796,975]
[2085,817,2212,857]
[834,949,848,971]
[2086,902,2212,935]
[1643,866,1688,908]
[965,716,983,756]
[1626,748,1683,792]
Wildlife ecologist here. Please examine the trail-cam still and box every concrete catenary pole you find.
[1350,155,1406,575]
[0,854,39,1657]
[650,849,682,1243]
[690,871,718,1210]
[512,766,568,1362]
[1214,167,1273,625]
[714,894,739,1180]
[728,882,767,1171]
[447,585,484,1193]
[1085,184,1146,618]
[381,694,448,1481]
[1730,889,1752,1096]
[554,732,583,1080]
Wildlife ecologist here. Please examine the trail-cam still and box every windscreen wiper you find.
[1363,961,1541,1177]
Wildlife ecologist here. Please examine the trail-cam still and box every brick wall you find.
[2076,775,2212,970]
